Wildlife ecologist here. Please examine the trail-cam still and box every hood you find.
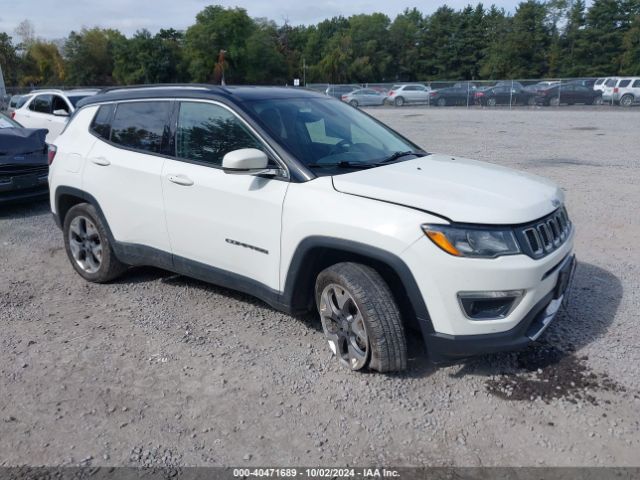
[0,128,48,161]
[331,154,563,224]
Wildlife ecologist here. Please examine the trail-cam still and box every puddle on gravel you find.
[486,344,625,404]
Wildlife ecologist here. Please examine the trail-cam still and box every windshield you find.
[0,114,20,128]
[244,97,422,167]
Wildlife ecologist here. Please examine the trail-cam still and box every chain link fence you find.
[3,78,638,113]
[307,77,639,108]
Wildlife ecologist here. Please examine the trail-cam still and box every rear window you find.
[90,104,115,140]
[110,101,172,154]
[618,79,631,88]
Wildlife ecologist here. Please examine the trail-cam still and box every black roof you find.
[76,84,326,108]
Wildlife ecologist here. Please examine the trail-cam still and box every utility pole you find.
[303,58,306,87]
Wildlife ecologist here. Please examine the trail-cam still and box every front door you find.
[161,101,289,292]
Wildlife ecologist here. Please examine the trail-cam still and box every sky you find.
[0,0,525,40]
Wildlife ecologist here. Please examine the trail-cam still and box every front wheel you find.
[63,203,127,282]
[315,263,407,372]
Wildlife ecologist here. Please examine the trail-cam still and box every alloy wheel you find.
[68,215,103,274]
[319,283,369,370]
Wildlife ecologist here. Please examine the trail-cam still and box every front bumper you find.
[424,254,576,362]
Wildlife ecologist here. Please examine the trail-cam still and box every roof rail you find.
[99,83,224,94]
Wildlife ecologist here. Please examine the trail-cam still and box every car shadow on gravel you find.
[112,266,323,332]
[446,261,625,403]
[0,199,50,219]
[400,262,624,396]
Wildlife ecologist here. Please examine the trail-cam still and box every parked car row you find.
[336,80,612,108]
[596,77,640,106]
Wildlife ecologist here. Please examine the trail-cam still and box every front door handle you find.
[90,157,110,166]
[167,174,194,186]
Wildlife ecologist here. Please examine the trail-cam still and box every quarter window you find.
[110,101,172,154]
[90,104,115,140]
[633,80,640,88]
[619,79,631,88]
[176,102,262,166]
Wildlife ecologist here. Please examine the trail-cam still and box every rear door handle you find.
[167,174,194,186]
[90,157,110,166]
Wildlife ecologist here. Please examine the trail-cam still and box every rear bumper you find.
[424,255,576,362]
[0,184,49,204]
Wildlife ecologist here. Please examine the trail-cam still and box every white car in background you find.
[13,89,99,142]
[612,77,640,107]
[386,84,432,106]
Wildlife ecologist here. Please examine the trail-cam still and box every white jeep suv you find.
[13,89,99,142]
[48,85,576,372]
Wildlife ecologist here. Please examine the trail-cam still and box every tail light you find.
[48,145,57,165]
[341,95,347,100]
[389,91,395,96]
[10,111,16,119]
[430,92,437,97]
[475,92,484,97]
[614,87,619,93]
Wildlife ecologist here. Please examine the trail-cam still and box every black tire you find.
[315,262,407,373]
[394,96,405,107]
[349,99,359,108]
[527,96,536,106]
[620,94,634,107]
[487,97,497,107]
[63,203,127,283]
[593,96,603,105]
[437,97,447,107]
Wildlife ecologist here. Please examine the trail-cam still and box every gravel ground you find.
[1,107,639,467]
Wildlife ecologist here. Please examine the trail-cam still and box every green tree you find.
[502,1,551,78]
[621,14,640,74]
[0,33,20,85]
[64,28,124,86]
[479,6,512,79]
[388,8,424,81]
[21,40,65,85]
[583,0,625,75]
[244,20,288,84]
[183,5,254,83]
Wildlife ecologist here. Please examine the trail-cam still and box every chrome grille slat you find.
[518,207,571,259]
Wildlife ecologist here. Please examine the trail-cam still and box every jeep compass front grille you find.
[516,207,572,259]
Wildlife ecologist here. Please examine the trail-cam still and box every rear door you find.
[82,101,172,256]
[161,100,289,291]
[15,94,52,131]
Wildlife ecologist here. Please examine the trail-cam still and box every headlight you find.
[422,224,520,258]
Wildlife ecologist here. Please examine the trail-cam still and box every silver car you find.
[386,84,431,106]
[342,88,387,107]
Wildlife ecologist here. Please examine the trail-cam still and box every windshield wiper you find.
[377,151,424,164]
[307,161,376,169]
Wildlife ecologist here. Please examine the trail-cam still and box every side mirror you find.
[222,148,280,176]
[53,109,69,117]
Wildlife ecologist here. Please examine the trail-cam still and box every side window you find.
[176,102,262,166]
[29,95,52,114]
[111,101,172,154]
[52,95,70,114]
[619,79,631,88]
[90,104,115,140]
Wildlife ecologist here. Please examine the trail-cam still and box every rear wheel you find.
[527,96,536,106]
[437,97,447,107]
[549,97,560,106]
[394,96,405,107]
[315,262,407,373]
[593,96,603,105]
[487,97,497,107]
[349,99,359,108]
[620,94,634,107]
[63,203,127,283]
